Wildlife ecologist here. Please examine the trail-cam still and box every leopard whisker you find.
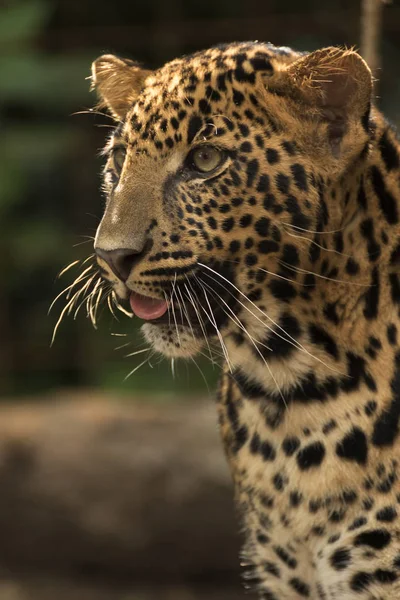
[189,355,212,394]
[170,275,181,347]
[162,290,173,328]
[124,350,155,381]
[284,229,352,258]
[278,260,370,287]
[72,276,98,319]
[194,276,233,373]
[57,259,81,279]
[49,268,94,314]
[124,347,152,358]
[176,286,197,342]
[184,278,214,363]
[114,341,131,351]
[112,292,133,317]
[107,292,119,321]
[171,357,176,379]
[281,222,347,235]
[199,278,287,406]
[199,263,345,377]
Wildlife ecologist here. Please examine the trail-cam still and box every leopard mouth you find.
[127,278,238,333]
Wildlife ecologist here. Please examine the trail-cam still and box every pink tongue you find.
[129,292,168,321]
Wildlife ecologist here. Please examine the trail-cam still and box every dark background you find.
[1,0,399,398]
[0,2,399,598]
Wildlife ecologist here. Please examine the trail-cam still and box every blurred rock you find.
[0,391,242,587]
[0,577,246,600]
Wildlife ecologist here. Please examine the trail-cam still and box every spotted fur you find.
[89,42,400,598]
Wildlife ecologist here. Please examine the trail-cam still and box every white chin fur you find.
[141,323,205,358]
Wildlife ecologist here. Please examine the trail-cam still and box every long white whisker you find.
[195,276,233,372]
[124,347,151,358]
[184,278,214,363]
[278,261,370,287]
[199,263,344,376]
[124,351,154,381]
[199,278,286,405]
[57,260,81,279]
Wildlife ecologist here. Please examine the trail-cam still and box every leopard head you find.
[91,43,372,362]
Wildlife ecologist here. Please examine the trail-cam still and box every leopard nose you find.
[95,247,143,282]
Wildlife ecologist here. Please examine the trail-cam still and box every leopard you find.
[86,41,400,599]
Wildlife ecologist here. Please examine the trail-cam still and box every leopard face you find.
[92,42,372,364]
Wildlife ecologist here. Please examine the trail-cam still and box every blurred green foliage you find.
[1,0,399,397]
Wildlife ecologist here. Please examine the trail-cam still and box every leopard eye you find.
[112,147,126,173]
[190,145,223,173]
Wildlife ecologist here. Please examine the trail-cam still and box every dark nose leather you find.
[95,247,142,282]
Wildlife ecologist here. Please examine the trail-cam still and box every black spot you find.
[222,217,235,232]
[233,425,248,452]
[266,148,279,164]
[281,244,299,270]
[370,165,398,225]
[323,302,339,324]
[297,442,325,470]
[379,130,399,171]
[390,273,400,304]
[240,141,252,152]
[350,572,373,592]
[232,369,268,399]
[345,258,360,275]
[246,159,259,187]
[363,266,380,320]
[261,440,276,461]
[289,490,303,507]
[261,313,301,360]
[390,242,400,265]
[364,400,377,416]
[257,174,270,193]
[348,516,367,530]
[360,218,381,262]
[372,351,400,446]
[281,140,297,156]
[375,568,398,583]
[245,253,257,266]
[239,214,252,228]
[254,217,270,237]
[330,547,351,571]
[387,324,397,345]
[376,506,397,522]
[258,240,279,254]
[322,419,337,434]
[232,88,245,106]
[336,427,368,465]
[282,436,300,456]
[273,473,286,491]
[276,173,289,194]
[273,546,297,569]
[289,577,310,597]
[354,529,391,549]
[216,73,227,91]
[269,279,296,301]
[309,325,338,359]
[187,115,202,144]
[263,561,280,578]
[250,56,272,71]
[290,164,308,191]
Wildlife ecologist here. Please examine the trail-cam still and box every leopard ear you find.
[91,54,152,120]
[266,47,373,154]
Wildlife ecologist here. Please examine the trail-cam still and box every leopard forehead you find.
[118,42,300,146]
